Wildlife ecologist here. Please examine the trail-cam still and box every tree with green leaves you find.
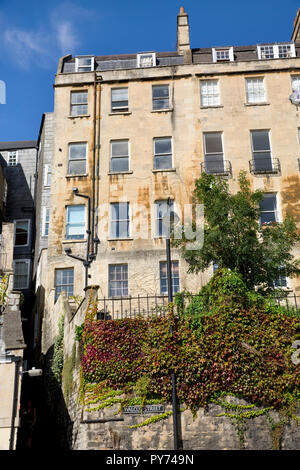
[174,171,300,292]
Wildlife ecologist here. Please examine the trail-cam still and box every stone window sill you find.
[109,111,132,116]
[152,168,176,173]
[107,238,134,241]
[65,174,88,178]
[244,102,270,107]
[151,108,173,113]
[200,105,224,109]
[68,114,91,119]
[62,239,86,244]
[108,171,133,175]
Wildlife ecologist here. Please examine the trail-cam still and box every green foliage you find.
[75,323,84,342]
[129,411,173,429]
[0,275,8,308]
[51,315,65,385]
[80,276,300,418]
[174,171,300,291]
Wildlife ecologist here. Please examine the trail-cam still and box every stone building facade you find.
[0,140,37,306]
[37,7,300,352]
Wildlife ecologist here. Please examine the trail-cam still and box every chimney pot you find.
[179,6,185,14]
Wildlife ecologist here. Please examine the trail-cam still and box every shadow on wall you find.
[17,345,73,450]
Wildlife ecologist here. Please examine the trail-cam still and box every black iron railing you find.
[200,160,232,176]
[95,293,300,320]
[249,157,281,175]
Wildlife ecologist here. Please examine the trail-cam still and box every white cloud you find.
[1,2,96,69]
[55,21,79,53]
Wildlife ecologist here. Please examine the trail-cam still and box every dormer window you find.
[137,53,156,68]
[212,47,234,62]
[75,56,95,72]
[257,44,295,60]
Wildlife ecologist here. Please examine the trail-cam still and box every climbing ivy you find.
[79,270,300,440]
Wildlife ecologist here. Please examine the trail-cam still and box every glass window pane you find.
[68,160,86,174]
[71,92,88,104]
[111,141,128,157]
[68,206,85,223]
[260,195,276,212]
[204,133,223,154]
[251,131,270,151]
[154,138,172,155]
[154,155,172,170]
[69,144,86,159]
[112,88,128,101]
[111,158,129,172]
[153,85,169,98]
[153,98,169,110]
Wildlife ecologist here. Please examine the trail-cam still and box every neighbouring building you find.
[0,222,25,450]
[0,140,37,314]
[35,7,300,353]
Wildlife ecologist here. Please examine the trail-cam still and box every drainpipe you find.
[95,77,102,256]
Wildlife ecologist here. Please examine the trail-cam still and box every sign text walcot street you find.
[122,405,165,414]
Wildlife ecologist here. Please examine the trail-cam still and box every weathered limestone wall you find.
[64,378,300,450]
[54,287,300,451]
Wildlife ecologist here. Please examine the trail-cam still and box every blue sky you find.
[0,0,299,141]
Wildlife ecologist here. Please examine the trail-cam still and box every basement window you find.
[137,53,156,68]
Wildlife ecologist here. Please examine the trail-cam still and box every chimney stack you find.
[177,6,191,63]
[292,8,300,42]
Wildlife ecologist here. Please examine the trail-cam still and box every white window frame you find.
[42,207,50,237]
[152,84,170,110]
[203,132,225,174]
[111,87,129,112]
[108,264,129,298]
[212,47,234,62]
[75,56,94,72]
[245,77,266,104]
[250,130,273,173]
[200,80,220,107]
[44,164,52,187]
[137,52,156,68]
[8,151,18,166]
[65,205,86,240]
[54,268,74,302]
[68,142,87,175]
[14,219,30,247]
[110,202,130,239]
[110,140,129,173]
[257,44,295,60]
[13,259,30,290]
[154,200,174,238]
[70,90,88,116]
[159,260,180,295]
[259,193,279,226]
[153,137,173,170]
